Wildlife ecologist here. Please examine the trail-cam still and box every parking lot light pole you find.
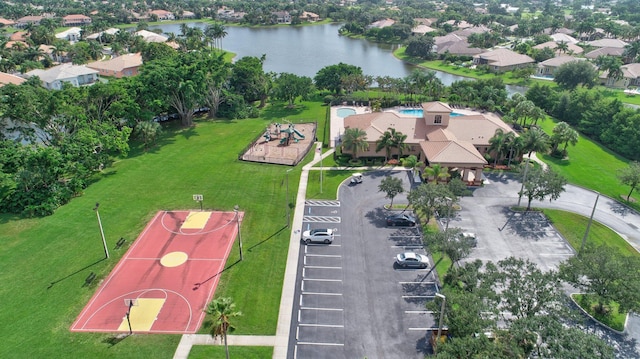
[234,205,244,261]
[580,192,600,254]
[93,203,109,259]
[435,293,446,354]
[517,156,531,208]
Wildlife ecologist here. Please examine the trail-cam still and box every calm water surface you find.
[150,22,526,95]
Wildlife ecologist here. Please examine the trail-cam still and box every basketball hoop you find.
[124,299,139,335]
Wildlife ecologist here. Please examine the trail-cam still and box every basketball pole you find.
[126,299,134,335]
[234,205,244,261]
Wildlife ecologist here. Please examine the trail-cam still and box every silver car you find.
[395,252,429,268]
[302,228,334,244]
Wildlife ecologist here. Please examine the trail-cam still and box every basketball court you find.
[71,210,242,334]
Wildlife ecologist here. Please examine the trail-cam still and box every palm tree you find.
[376,129,394,162]
[521,127,550,158]
[342,127,369,160]
[556,41,569,54]
[488,128,508,166]
[423,163,450,183]
[623,41,640,63]
[401,154,424,177]
[206,297,242,359]
[391,129,409,157]
[551,121,579,155]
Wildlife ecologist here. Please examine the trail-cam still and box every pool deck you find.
[329,105,491,148]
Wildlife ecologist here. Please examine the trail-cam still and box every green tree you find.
[518,166,567,210]
[271,73,314,107]
[314,63,363,94]
[135,121,162,149]
[400,154,423,177]
[404,35,436,59]
[230,55,271,107]
[423,163,450,183]
[378,176,404,208]
[341,127,369,159]
[617,161,640,201]
[550,121,579,156]
[554,61,599,90]
[520,127,550,157]
[205,297,242,359]
[375,129,394,162]
[407,182,452,224]
[560,244,640,315]
[488,128,510,166]
[427,227,476,269]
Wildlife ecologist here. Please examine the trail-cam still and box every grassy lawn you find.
[536,117,640,210]
[542,209,637,256]
[572,294,627,331]
[188,345,273,358]
[0,100,325,358]
[306,169,355,200]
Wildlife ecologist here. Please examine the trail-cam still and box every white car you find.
[302,228,334,244]
[395,252,429,268]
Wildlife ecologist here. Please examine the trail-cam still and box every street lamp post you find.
[286,168,293,227]
[435,293,446,354]
[234,205,243,261]
[93,203,109,259]
[580,192,600,254]
[517,156,531,208]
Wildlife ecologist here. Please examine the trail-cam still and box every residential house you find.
[62,14,92,26]
[473,48,535,72]
[411,24,436,36]
[0,18,16,27]
[367,18,395,29]
[600,63,640,88]
[0,72,26,87]
[584,47,624,59]
[342,102,516,185]
[414,18,436,26]
[433,33,482,56]
[300,11,320,22]
[25,64,98,90]
[272,11,291,24]
[55,27,82,42]
[87,53,143,78]
[181,11,196,19]
[453,25,492,38]
[150,10,175,21]
[9,31,27,42]
[550,33,579,44]
[86,28,119,41]
[533,41,584,55]
[587,38,628,49]
[135,30,169,43]
[16,15,43,28]
[537,56,585,77]
[444,20,473,29]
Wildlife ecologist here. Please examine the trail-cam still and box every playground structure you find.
[263,122,306,146]
[241,121,316,166]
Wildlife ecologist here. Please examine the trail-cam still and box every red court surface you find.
[71,210,242,334]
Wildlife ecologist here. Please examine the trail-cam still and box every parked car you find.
[459,232,478,247]
[395,252,429,268]
[302,228,334,244]
[386,213,417,227]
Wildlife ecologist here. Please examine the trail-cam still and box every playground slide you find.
[292,128,305,139]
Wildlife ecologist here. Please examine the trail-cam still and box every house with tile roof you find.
[62,14,92,26]
[411,24,436,36]
[150,10,175,21]
[0,72,26,87]
[0,18,15,27]
[135,30,169,43]
[434,33,482,56]
[473,48,535,72]
[533,41,583,55]
[550,33,579,44]
[87,53,143,78]
[584,47,624,59]
[367,18,395,29]
[587,38,628,48]
[342,102,516,185]
[16,15,43,28]
[600,63,640,89]
[300,11,320,22]
[25,64,98,90]
[55,27,82,42]
[537,56,586,77]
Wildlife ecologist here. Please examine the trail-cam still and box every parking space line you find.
[299,323,344,328]
[539,253,574,256]
[389,235,422,239]
[405,310,433,314]
[302,278,342,282]
[305,254,342,257]
[399,281,436,284]
[402,295,432,298]
[409,328,432,331]
[300,307,343,311]
[296,342,345,346]
[391,245,424,249]
[302,216,341,223]
[304,265,342,269]
[302,292,342,296]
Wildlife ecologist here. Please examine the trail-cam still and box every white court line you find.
[298,323,344,328]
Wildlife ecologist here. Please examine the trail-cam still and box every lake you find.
[149,22,526,95]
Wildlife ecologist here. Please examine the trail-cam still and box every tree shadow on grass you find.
[102,333,130,347]
[247,225,289,252]
[192,259,241,291]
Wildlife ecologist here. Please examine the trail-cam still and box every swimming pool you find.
[398,109,463,117]
[336,107,356,118]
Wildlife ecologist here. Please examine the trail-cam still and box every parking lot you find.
[289,171,438,359]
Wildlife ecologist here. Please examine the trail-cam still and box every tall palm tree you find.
[488,128,508,166]
[521,127,550,157]
[376,129,394,162]
[391,128,409,157]
[342,127,369,160]
[623,41,640,63]
[423,163,450,183]
[556,41,569,54]
[401,154,424,177]
[206,297,242,359]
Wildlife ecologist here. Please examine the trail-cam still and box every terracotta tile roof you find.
[445,114,514,146]
[533,41,583,54]
[419,140,487,165]
[0,72,26,86]
[422,101,452,113]
[584,47,624,59]
[587,38,628,48]
[0,18,15,26]
[474,48,534,68]
[550,33,579,44]
[538,55,584,67]
[87,53,143,73]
